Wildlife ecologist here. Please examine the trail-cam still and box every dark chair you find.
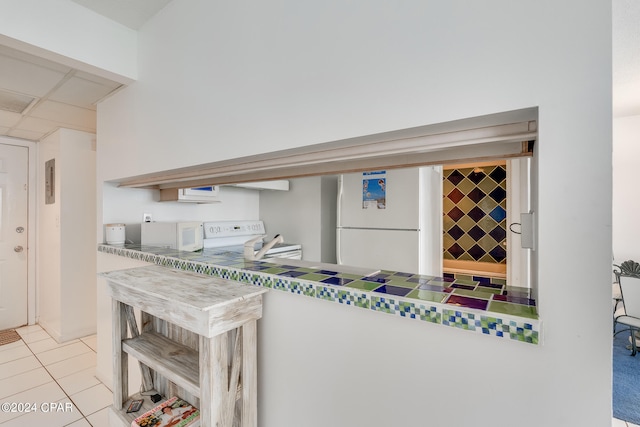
[613,260,640,356]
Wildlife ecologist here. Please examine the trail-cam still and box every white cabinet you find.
[160,186,221,203]
[226,180,289,191]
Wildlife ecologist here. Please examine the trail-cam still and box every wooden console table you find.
[101,265,268,427]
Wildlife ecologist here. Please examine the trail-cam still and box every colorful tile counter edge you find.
[98,244,540,345]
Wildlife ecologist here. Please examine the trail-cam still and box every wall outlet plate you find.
[143,213,152,222]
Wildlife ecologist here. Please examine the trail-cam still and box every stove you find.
[203,220,302,260]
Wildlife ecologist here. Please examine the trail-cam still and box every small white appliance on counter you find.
[141,221,204,251]
[203,220,302,260]
[105,223,126,244]
[336,167,442,275]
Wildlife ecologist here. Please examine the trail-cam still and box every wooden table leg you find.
[242,320,258,427]
[112,300,128,410]
[200,333,229,426]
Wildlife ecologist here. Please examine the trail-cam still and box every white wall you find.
[101,184,260,243]
[260,176,337,263]
[613,114,640,263]
[0,0,137,83]
[38,129,97,342]
[37,134,62,336]
[93,1,611,426]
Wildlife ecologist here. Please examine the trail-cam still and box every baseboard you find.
[38,319,96,343]
[37,319,62,343]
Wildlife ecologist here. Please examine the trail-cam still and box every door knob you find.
[14,246,23,253]
[16,227,24,233]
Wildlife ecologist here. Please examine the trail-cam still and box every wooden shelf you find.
[103,265,265,427]
[108,392,170,427]
[123,332,200,396]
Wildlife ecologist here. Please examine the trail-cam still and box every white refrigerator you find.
[336,167,442,275]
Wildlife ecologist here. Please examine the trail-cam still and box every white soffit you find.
[117,108,538,190]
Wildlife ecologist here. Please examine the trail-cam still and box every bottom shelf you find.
[108,393,169,427]
[109,393,202,427]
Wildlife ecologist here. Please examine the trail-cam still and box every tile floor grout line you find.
[2,327,104,426]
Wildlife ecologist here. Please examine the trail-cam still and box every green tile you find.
[475,286,503,295]
[443,214,455,231]
[457,215,476,232]
[452,288,493,300]
[477,177,498,194]
[261,267,288,274]
[443,179,455,195]
[386,279,418,289]
[346,280,381,291]
[443,234,455,250]
[294,267,318,273]
[457,234,475,251]
[458,253,474,262]
[457,195,475,215]
[453,277,476,285]
[406,289,448,303]
[429,280,451,287]
[479,254,498,264]
[456,177,475,194]
[487,301,538,319]
[443,197,455,214]
[336,273,365,281]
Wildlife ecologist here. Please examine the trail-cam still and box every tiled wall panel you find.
[443,165,507,265]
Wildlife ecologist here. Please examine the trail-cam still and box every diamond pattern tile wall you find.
[443,165,507,264]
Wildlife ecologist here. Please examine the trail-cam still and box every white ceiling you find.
[0,1,637,142]
[0,0,172,142]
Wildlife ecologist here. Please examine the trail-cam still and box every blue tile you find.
[489,206,506,222]
[363,276,390,284]
[278,270,307,278]
[321,276,353,286]
[445,295,488,310]
[373,285,412,297]
[367,273,390,280]
[316,269,339,276]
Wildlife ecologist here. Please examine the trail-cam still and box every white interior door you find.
[0,144,28,329]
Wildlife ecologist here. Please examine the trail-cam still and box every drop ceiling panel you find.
[0,110,22,127]
[75,70,122,90]
[19,116,60,134]
[8,128,46,140]
[49,76,116,109]
[30,100,96,129]
[0,54,69,98]
[0,45,71,74]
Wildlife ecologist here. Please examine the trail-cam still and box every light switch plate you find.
[521,212,535,250]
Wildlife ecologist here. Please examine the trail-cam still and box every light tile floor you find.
[0,325,111,426]
[0,324,638,426]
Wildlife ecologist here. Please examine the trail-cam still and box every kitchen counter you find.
[98,243,540,345]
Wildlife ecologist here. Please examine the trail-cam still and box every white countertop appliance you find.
[203,220,302,260]
[141,221,204,251]
[336,168,442,275]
